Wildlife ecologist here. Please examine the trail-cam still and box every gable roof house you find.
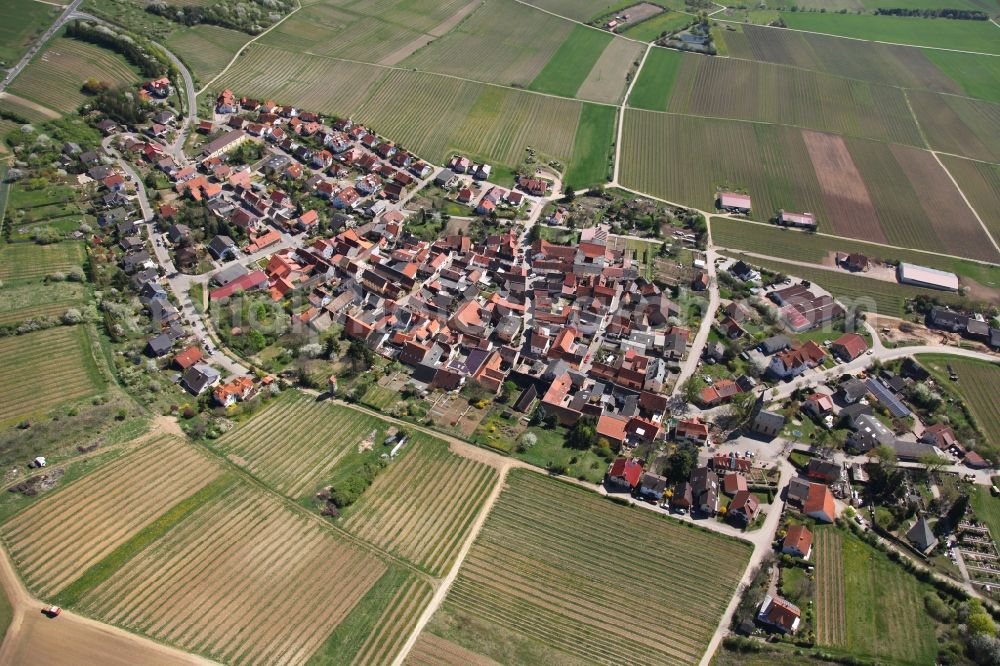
[806,458,843,484]
[182,362,221,395]
[637,472,668,502]
[782,524,813,559]
[751,409,785,438]
[758,595,801,634]
[690,466,719,515]
[606,457,643,493]
[727,490,761,527]
[830,332,868,362]
[670,481,693,511]
[804,483,836,523]
[767,341,826,379]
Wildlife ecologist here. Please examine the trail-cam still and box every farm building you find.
[778,211,816,229]
[897,263,959,292]
[717,192,751,214]
[200,130,250,159]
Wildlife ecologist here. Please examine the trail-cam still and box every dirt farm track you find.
[0,545,213,666]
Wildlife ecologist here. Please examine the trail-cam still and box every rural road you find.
[0,0,84,95]
[0,522,215,666]
[672,248,719,396]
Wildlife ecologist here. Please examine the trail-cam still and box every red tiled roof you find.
[783,524,813,556]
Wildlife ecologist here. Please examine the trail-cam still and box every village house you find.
[606,457,643,493]
[758,595,801,634]
[782,524,813,559]
[728,490,761,527]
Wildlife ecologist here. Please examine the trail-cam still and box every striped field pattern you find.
[8,37,138,115]
[349,576,433,666]
[0,325,104,426]
[2,437,219,597]
[343,436,499,576]
[79,481,385,666]
[434,470,752,665]
[213,391,383,499]
[814,527,847,646]
[0,241,85,283]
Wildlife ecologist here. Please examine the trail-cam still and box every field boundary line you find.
[389,465,510,666]
[930,151,1000,258]
[196,0,303,96]
[269,45,621,109]
[713,18,1000,57]
[512,0,647,46]
[618,178,1000,268]
[611,42,651,185]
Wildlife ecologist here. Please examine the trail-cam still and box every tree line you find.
[875,8,989,20]
[65,21,176,80]
[146,0,295,35]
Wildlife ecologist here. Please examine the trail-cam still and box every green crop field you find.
[529,25,613,98]
[709,217,1000,291]
[0,326,105,426]
[402,0,573,87]
[424,470,752,665]
[165,25,248,84]
[777,12,1000,54]
[77,478,391,665]
[663,55,924,146]
[0,242,85,284]
[343,435,498,576]
[970,487,1000,553]
[814,526,939,664]
[0,281,86,325]
[917,355,1000,448]
[713,23,966,94]
[0,0,59,66]
[258,0,473,64]
[628,46,684,110]
[926,50,1000,104]
[621,10,692,41]
[212,390,386,499]
[8,37,139,116]
[0,93,58,124]
[563,102,616,189]
[910,90,1000,164]
[223,51,587,171]
[841,138,998,262]
[620,110,830,219]
[729,254,965,317]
